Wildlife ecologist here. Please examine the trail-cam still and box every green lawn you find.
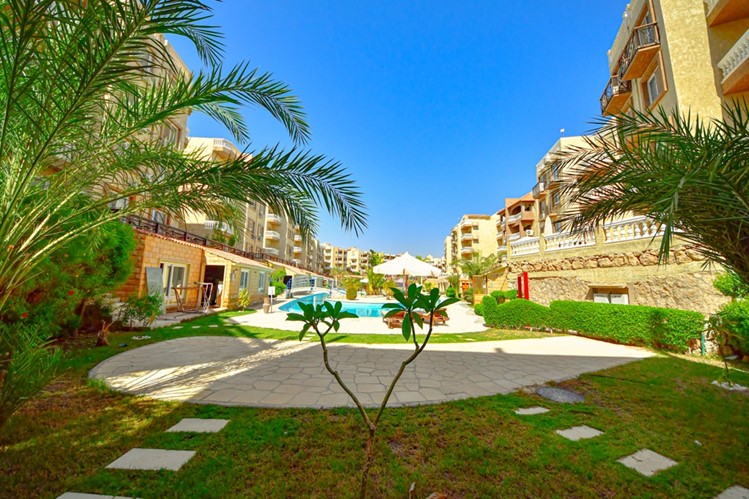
[2,312,748,498]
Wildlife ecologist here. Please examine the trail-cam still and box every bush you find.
[383,280,397,298]
[713,272,749,300]
[271,280,286,297]
[483,299,551,329]
[490,289,519,303]
[718,300,749,355]
[118,293,163,328]
[445,286,456,298]
[464,287,474,304]
[237,289,252,310]
[549,300,703,352]
[346,285,358,300]
[481,295,499,324]
[474,303,484,316]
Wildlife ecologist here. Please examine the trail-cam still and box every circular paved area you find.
[90,336,653,408]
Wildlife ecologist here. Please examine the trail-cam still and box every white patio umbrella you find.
[372,252,441,289]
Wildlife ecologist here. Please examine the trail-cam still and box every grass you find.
[2,311,748,497]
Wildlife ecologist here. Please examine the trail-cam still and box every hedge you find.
[480,297,704,352]
[719,300,749,355]
[549,300,703,352]
[483,298,550,329]
[474,303,484,316]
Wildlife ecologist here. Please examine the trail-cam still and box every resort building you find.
[497,193,537,257]
[444,214,500,270]
[600,0,749,119]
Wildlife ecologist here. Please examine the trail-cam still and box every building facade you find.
[444,214,500,271]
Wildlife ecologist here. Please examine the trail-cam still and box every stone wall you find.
[509,246,729,315]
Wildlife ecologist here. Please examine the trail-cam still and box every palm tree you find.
[0,0,366,425]
[458,253,500,279]
[561,104,749,283]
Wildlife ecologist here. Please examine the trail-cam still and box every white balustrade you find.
[544,230,595,252]
[719,28,749,81]
[604,216,663,243]
[511,237,540,256]
[265,230,281,241]
[204,220,234,235]
[508,232,521,241]
[508,213,522,222]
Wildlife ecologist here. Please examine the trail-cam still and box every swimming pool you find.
[280,294,387,318]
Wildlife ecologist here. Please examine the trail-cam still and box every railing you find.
[293,246,303,253]
[265,230,281,241]
[460,233,473,242]
[508,212,522,222]
[600,76,632,114]
[508,232,521,241]
[618,22,660,80]
[266,213,282,224]
[544,230,595,252]
[213,138,239,154]
[603,216,663,243]
[532,182,546,198]
[511,237,540,256]
[294,234,303,242]
[718,28,749,82]
[119,214,320,273]
[204,220,234,235]
[263,247,280,256]
[460,247,475,255]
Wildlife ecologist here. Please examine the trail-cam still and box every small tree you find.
[288,284,458,498]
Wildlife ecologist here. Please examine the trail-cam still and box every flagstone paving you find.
[166,418,229,433]
[617,449,678,476]
[716,485,749,499]
[556,425,604,441]
[106,449,195,471]
[90,335,653,408]
[515,406,549,415]
[58,494,134,499]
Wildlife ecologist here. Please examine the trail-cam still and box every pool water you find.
[280,293,386,318]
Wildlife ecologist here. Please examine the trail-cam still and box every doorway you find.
[204,265,226,307]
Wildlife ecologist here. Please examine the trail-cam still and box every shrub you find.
[483,299,551,329]
[383,279,397,298]
[118,293,163,328]
[713,271,749,300]
[549,300,703,352]
[237,288,252,310]
[346,285,358,300]
[481,295,499,324]
[445,286,456,298]
[464,287,474,304]
[474,303,484,316]
[718,300,749,355]
[490,289,519,303]
[271,280,286,297]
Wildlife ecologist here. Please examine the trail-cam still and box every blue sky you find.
[171,1,627,256]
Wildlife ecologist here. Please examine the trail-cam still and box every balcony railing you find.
[460,233,473,242]
[718,28,749,94]
[120,214,320,273]
[532,181,546,198]
[600,76,633,116]
[204,220,234,235]
[294,234,303,242]
[603,216,664,243]
[213,138,239,155]
[508,212,522,223]
[544,230,595,252]
[508,232,521,241]
[265,230,281,241]
[266,213,282,225]
[293,246,303,253]
[618,22,660,81]
[510,237,540,257]
[707,0,749,26]
[460,247,475,255]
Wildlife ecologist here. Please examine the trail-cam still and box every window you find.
[151,209,167,224]
[645,69,663,107]
[552,192,561,206]
[554,221,563,233]
[593,289,629,305]
[258,272,266,292]
[239,269,250,290]
[247,220,255,238]
[161,263,188,298]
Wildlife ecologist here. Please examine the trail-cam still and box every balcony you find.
[293,246,303,254]
[294,234,302,242]
[460,222,476,232]
[604,216,664,243]
[707,0,749,26]
[460,233,474,243]
[508,232,521,241]
[719,28,749,95]
[266,213,282,226]
[495,217,505,228]
[507,212,522,223]
[532,181,547,198]
[521,210,535,223]
[204,220,234,235]
[265,230,281,241]
[212,138,239,155]
[510,237,540,257]
[600,76,633,116]
[544,230,595,252]
[263,247,280,256]
[618,22,660,81]
[460,247,475,256]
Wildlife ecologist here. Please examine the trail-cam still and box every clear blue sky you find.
[170,1,627,256]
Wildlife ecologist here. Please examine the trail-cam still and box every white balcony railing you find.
[204,220,234,235]
[460,233,473,242]
[213,138,239,154]
[508,213,522,222]
[265,230,281,241]
[460,247,475,255]
[604,216,664,243]
[263,247,279,256]
[544,230,595,252]
[718,28,749,82]
[294,234,302,242]
[293,246,303,253]
[511,237,540,256]
[508,232,521,241]
[266,213,282,225]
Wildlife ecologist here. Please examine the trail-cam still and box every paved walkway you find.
[230,300,488,334]
[90,336,653,408]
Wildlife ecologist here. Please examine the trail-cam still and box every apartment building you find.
[600,0,749,119]
[444,214,499,271]
[497,194,537,255]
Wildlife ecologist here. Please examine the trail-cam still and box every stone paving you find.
[556,425,604,441]
[90,335,653,408]
[106,448,196,471]
[617,449,678,477]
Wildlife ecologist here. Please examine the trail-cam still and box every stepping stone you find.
[536,386,585,404]
[191,326,201,329]
[618,449,677,476]
[556,425,603,441]
[515,406,549,415]
[58,494,134,499]
[716,485,749,499]
[172,326,183,329]
[208,325,219,328]
[106,448,195,471]
[166,418,229,433]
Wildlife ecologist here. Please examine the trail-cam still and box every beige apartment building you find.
[444,214,499,272]
[600,0,749,119]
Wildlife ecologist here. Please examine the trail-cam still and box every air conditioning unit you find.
[525,230,534,237]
